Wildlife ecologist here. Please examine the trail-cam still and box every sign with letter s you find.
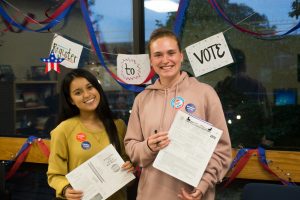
[51,34,83,69]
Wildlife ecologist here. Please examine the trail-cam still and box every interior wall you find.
[0,0,89,80]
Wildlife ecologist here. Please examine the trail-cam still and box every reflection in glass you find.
[145,0,300,150]
[215,48,273,148]
[89,0,135,123]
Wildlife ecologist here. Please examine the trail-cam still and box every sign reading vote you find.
[186,32,233,77]
[51,34,83,69]
[117,54,151,85]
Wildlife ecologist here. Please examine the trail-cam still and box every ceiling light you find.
[144,0,179,13]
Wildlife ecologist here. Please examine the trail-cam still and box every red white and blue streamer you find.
[173,0,190,37]
[5,136,49,180]
[80,0,151,92]
[0,0,191,92]
[208,0,300,39]
[0,0,75,32]
[223,146,297,188]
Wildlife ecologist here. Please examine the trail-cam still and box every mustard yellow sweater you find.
[47,116,127,199]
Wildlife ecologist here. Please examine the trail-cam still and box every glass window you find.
[144,0,300,150]
[0,0,135,137]
[144,0,179,41]
[0,0,89,137]
[88,0,135,124]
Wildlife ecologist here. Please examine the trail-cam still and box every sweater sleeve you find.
[47,126,70,199]
[115,119,129,161]
[196,87,232,195]
[124,95,157,167]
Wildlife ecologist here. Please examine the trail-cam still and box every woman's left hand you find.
[121,161,135,173]
[178,188,203,200]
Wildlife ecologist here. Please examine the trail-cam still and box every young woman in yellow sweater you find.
[47,68,134,200]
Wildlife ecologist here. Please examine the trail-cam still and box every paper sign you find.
[117,54,151,84]
[186,32,233,77]
[51,34,83,69]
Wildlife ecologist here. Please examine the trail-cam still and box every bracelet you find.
[62,184,71,197]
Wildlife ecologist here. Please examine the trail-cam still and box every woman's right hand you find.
[64,186,83,200]
[147,131,170,152]
[122,160,135,173]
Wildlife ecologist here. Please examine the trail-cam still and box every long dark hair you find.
[57,68,121,153]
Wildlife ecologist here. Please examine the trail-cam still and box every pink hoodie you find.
[124,71,232,200]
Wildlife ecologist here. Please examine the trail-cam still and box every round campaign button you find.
[81,141,91,150]
[185,103,196,113]
[170,96,185,109]
[76,133,86,142]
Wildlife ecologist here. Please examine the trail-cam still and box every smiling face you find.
[69,77,100,114]
[150,36,183,85]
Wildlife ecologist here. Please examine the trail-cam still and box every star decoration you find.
[40,51,64,73]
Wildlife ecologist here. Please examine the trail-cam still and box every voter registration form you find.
[153,110,222,187]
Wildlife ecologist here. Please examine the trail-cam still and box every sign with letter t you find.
[186,32,233,77]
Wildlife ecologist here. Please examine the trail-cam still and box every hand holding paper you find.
[153,110,222,187]
[66,144,135,200]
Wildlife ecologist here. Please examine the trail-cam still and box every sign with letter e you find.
[51,34,83,69]
[186,32,233,77]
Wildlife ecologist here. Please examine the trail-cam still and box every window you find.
[144,0,300,150]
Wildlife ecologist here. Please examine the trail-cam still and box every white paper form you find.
[153,110,222,187]
[66,144,135,200]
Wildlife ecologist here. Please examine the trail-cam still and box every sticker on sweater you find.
[185,103,196,113]
[170,96,184,109]
[81,141,91,150]
[76,133,86,142]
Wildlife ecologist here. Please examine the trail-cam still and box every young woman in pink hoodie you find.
[124,28,232,200]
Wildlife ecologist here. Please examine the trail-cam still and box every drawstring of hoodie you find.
[152,72,186,132]
[159,88,167,131]
[158,84,180,131]
[175,83,179,105]
[174,83,179,115]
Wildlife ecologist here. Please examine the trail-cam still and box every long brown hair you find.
[147,28,182,56]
